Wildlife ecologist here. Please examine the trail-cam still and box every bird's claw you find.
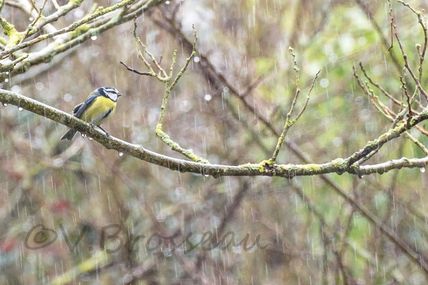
[96,125,109,137]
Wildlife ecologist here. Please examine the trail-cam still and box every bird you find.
[61,87,122,140]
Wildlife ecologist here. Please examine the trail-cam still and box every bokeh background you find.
[1,0,428,284]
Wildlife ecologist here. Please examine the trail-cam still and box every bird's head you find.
[98,86,122,102]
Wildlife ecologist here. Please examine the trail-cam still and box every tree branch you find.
[0,0,166,82]
[1,89,428,179]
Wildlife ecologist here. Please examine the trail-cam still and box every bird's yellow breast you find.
[82,96,116,123]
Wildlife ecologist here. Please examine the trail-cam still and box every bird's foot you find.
[96,125,110,137]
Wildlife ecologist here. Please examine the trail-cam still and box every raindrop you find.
[73,9,84,18]
[358,37,367,46]
[320,78,329,88]
[18,107,23,111]
[133,267,145,277]
[162,248,173,257]
[179,100,192,112]
[91,47,100,57]
[4,78,8,83]
[204,94,212,101]
[3,103,7,107]
[156,214,165,222]
[193,56,200,63]
[122,274,133,283]
[29,17,34,21]
[222,87,230,95]
[232,246,242,254]
[11,85,21,93]
[332,137,342,147]
[91,35,97,41]
[420,167,426,173]
[339,34,354,53]
[165,0,170,4]
[63,93,73,102]
[35,82,44,91]
[174,187,184,199]
[88,137,93,141]
[118,152,124,157]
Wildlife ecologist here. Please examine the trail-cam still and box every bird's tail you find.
[61,129,77,140]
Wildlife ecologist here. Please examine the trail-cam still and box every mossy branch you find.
[0,18,24,48]
[1,89,428,178]
[0,0,165,59]
[0,0,165,81]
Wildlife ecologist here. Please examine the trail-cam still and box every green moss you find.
[260,159,274,165]
[70,0,84,5]
[331,158,345,167]
[257,159,276,173]
[0,18,23,46]
[155,125,208,163]
[0,18,15,36]
[155,123,163,135]
[70,24,91,38]
[330,158,345,174]
[304,164,322,172]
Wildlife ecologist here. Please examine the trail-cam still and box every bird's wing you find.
[72,103,83,115]
[73,94,98,118]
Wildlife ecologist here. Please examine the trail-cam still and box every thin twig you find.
[120,61,154,76]
[359,62,402,107]
[128,22,207,163]
[269,49,319,162]
[20,0,48,42]
[398,0,428,82]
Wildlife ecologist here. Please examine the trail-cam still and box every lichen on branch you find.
[1,89,428,178]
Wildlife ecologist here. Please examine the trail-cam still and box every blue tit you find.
[61,87,122,140]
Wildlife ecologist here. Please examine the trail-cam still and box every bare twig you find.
[359,62,402,107]
[270,67,319,162]
[398,1,428,82]
[20,0,49,42]
[392,9,428,101]
[120,61,154,77]
[125,24,207,163]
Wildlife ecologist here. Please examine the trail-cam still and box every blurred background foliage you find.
[1,0,428,284]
